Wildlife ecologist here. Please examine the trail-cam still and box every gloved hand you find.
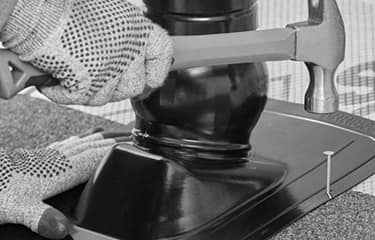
[0,129,131,239]
[0,0,173,105]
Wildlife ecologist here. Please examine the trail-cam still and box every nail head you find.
[323,151,335,156]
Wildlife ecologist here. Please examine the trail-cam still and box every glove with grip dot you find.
[0,129,130,239]
[0,0,173,105]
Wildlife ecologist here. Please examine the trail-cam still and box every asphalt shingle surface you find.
[0,95,128,150]
[272,191,375,240]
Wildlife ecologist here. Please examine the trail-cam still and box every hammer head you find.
[287,0,345,113]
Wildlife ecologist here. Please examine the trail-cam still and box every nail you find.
[323,151,334,199]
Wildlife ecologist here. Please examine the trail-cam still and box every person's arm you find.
[0,0,173,106]
[0,0,18,31]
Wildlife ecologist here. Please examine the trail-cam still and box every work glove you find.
[0,128,131,239]
[0,0,173,105]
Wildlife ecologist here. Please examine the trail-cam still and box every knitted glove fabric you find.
[0,0,18,31]
[0,0,173,105]
[0,130,130,239]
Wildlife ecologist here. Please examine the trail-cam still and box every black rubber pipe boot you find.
[73,2,286,240]
[132,0,269,165]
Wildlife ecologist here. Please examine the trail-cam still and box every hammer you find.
[0,0,345,113]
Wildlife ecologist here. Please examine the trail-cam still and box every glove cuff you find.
[1,0,67,57]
